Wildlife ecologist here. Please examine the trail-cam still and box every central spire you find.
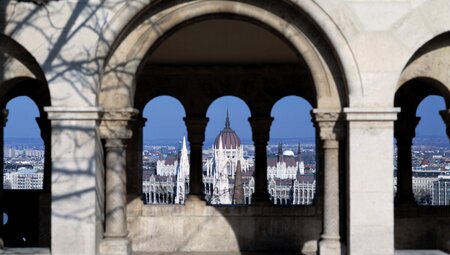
[225,108,231,129]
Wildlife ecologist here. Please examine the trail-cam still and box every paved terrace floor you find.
[0,249,449,255]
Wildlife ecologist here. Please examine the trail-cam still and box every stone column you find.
[126,116,147,200]
[184,117,209,202]
[344,108,400,255]
[248,116,273,204]
[0,108,7,249]
[45,106,104,255]
[313,110,345,255]
[394,113,420,205]
[439,110,450,140]
[99,108,137,255]
[36,115,52,247]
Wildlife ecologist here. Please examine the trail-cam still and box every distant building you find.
[268,143,315,205]
[432,173,450,206]
[203,111,253,204]
[3,165,43,189]
[203,112,315,205]
[142,136,190,204]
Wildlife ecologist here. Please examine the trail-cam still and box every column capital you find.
[36,116,51,142]
[184,116,209,144]
[312,109,345,141]
[439,109,450,124]
[1,108,8,127]
[248,116,274,144]
[137,117,147,128]
[394,113,420,142]
[439,110,450,139]
[100,108,139,140]
[104,138,127,149]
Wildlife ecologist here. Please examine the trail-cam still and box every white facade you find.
[3,171,43,190]
[142,136,190,205]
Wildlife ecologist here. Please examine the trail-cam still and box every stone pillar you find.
[344,108,400,255]
[36,115,52,247]
[99,108,137,255]
[45,106,104,255]
[394,113,420,205]
[126,116,147,200]
[313,110,345,255]
[0,108,7,249]
[248,116,273,204]
[184,117,208,202]
[439,110,450,140]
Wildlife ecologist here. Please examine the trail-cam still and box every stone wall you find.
[127,200,321,253]
[395,206,450,253]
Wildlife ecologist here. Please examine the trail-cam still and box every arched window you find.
[3,97,43,190]
[141,96,188,205]
[1,93,50,248]
[204,96,252,205]
[269,96,315,205]
[412,96,447,206]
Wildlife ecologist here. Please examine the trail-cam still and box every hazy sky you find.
[3,95,447,139]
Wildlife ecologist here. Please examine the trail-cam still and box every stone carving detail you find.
[184,117,209,144]
[394,114,420,142]
[312,110,345,141]
[99,108,139,140]
[248,117,274,144]
[439,110,450,139]
[1,108,8,128]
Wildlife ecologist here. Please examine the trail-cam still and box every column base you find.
[319,237,345,255]
[99,237,131,255]
[395,193,416,205]
[185,194,206,206]
[251,192,271,205]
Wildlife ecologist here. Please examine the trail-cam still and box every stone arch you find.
[394,31,450,251]
[0,60,51,249]
[127,95,187,199]
[101,1,356,253]
[100,0,353,110]
[0,34,47,83]
[392,2,450,74]
[397,32,450,105]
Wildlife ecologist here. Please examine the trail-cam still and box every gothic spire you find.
[297,142,302,162]
[225,108,230,129]
[277,141,284,163]
[233,160,245,204]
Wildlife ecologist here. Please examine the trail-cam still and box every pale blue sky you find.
[3,95,447,139]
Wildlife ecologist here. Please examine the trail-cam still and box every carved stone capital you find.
[104,138,126,149]
[394,113,420,142]
[100,108,139,140]
[1,108,8,127]
[184,116,209,145]
[439,110,450,139]
[137,117,147,128]
[312,109,345,141]
[36,116,51,142]
[248,116,274,144]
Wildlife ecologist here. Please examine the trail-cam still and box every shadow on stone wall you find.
[126,199,322,254]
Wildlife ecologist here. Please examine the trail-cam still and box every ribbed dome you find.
[214,110,241,149]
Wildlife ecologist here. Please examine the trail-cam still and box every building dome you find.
[283,150,295,157]
[214,110,241,149]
